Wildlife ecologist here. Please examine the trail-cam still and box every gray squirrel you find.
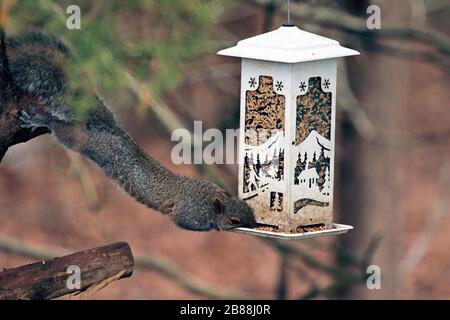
[2,30,256,231]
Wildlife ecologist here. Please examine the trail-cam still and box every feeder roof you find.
[217,25,359,64]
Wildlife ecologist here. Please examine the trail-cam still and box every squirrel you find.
[2,30,256,232]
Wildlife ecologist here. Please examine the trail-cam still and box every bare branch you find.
[0,242,134,300]
[338,62,450,147]
[0,237,265,300]
[275,253,289,299]
[249,0,450,56]
[399,164,450,280]
[261,238,361,283]
[122,70,234,190]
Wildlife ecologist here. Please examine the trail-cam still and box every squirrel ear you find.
[213,197,225,214]
[218,188,231,197]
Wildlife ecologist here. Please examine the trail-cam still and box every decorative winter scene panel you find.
[240,74,335,229]
[241,75,288,227]
[291,76,333,226]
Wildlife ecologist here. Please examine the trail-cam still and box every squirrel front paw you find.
[20,111,39,132]
[19,105,49,131]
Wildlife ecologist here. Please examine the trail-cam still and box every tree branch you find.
[0,237,264,300]
[249,0,450,56]
[0,242,134,300]
[338,62,450,147]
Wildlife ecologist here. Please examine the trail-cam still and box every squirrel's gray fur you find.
[9,30,256,231]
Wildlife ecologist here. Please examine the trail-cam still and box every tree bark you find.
[0,242,134,300]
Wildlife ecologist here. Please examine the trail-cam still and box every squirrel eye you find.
[230,217,241,225]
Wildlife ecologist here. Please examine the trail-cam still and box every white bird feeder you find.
[218,24,359,239]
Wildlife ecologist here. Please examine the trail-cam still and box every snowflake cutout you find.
[299,81,307,92]
[275,81,284,91]
[249,77,257,88]
[323,79,331,89]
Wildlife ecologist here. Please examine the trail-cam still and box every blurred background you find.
[0,0,449,299]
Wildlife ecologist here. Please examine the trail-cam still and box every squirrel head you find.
[211,188,257,231]
[170,177,257,232]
